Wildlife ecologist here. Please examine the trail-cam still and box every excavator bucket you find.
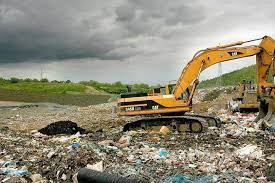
[254,97,275,131]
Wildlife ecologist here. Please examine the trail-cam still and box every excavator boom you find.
[174,45,261,99]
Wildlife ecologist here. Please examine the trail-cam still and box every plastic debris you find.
[117,135,131,147]
[98,140,114,146]
[1,169,29,176]
[86,161,104,172]
[163,174,216,183]
[71,142,81,149]
[0,95,274,182]
[267,162,275,181]
[158,148,169,158]
[235,144,263,159]
[30,173,43,182]
[47,149,56,158]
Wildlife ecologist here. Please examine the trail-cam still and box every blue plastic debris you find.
[0,161,28,176]
[1,161,16,168]
[267,127,275,132]
[1,169,29,176]
[71,142,81,149]
[162,174,216,183]
[165,175,187,183]
[159,148,169,157]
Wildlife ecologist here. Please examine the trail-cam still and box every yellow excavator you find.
[117,36,275,132]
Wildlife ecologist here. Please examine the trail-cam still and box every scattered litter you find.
[86,161,104,172]
[1,169,29,176]
[235,144,263,159]
[0,95,274,182]
[98,140,114,146]
[158,148,169,158]
[47,149,56,159]
[163,174,216,183]
[117,135,131,147]
[70,142,81,149]
[267,162,275,181]
[30,173,43,182]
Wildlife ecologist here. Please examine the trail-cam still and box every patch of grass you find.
[0,88,111,106]
[0,82,86,94]
[0,78,154,95]
[80,80,153,94]
[199,65,273,88]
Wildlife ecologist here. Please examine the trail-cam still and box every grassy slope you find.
[0,82,87,94]
[0,88,111,106]
[199,64,273,88]
[199,65,257,88]
[0,82,111,106]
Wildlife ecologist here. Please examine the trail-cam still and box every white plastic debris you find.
[235,144,263,159]
[86,161,104,172]
[118,135,131,144]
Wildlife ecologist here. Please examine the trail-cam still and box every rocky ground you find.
[0,88,274,182]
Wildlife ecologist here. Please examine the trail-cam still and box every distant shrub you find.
[24,78,32,82]
[10,77,20,83]
[41,78,49,83]
[0,77,6,83]
[80,80,152,94]
[51,80,59,83]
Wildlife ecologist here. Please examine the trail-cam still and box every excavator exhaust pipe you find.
[254,96,275,131]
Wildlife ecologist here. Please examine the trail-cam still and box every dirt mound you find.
[38,121,85,135]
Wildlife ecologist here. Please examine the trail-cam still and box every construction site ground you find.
[0,87,274,182]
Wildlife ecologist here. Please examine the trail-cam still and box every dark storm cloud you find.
[0,0,208,63]
[0,0,134,63]
[115,0,205,36]
[0,0,274,85]
[0,0,274,83]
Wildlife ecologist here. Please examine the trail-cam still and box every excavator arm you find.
[256,36,275,95]
[174,42,262,99]
[254,36,275,130]
[174,36,275,100]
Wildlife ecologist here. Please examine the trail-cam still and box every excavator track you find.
[123,114,221,133]
[184,113,222,128]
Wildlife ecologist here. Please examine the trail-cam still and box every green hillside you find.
[199,65,257,88]
[0,78,87,94]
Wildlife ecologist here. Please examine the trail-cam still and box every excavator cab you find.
[151,86,166,96]
[150,83,176,96]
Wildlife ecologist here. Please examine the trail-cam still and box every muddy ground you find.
[0,88,274,182]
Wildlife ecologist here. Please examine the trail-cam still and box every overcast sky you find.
[0,0,274,84]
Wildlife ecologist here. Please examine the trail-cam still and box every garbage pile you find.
[0,99,274,182]
[0,128,100,182]
[193,87,234,113]
[193,87,233,104]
